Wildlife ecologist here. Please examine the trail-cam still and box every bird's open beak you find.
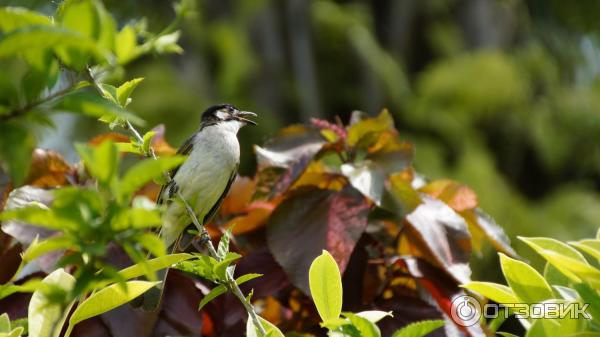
[235,111,257,125]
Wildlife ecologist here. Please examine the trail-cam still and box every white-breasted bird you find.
[159,103,257,249]
[141,104,256,310]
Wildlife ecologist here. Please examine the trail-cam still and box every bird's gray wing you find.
[202,166,238,224]
[156,132,196,205]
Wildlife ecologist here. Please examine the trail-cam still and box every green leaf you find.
[115,25,137,64]
[345,313,381,337]
[573,283,600,326]
[213,252,241,281]
[175,255,219,281]
[136,233,166,257]
[216,229,232,260]
[116,78,144,107]
[60,0,100,40]
[28,269,76,337]
[246,315,284,337]
[119,156,186,198]
[0,205,69,231]
[0,313,10,333]
[141,130,155,154]
[520,237,588,282]
[570,239,600,263]
[391,319,445,337]
[520,237,600,287]
[197,285,226,311]
[526,318,561,337]
[497,333,520,337]
[0,122,35,186]
[499,253,553,303]
[54,91,144,126]
[115,142,141,154]
[308,250,343,322]
[127,208,162,229]
[0,7,52,32]
[235,273,262,285]
[118,253,192,280]
[66,281,159,336]
[22,235,72,262]
[461,281,519,304]
[0,26,104,66]
[75,141,118,185]
[151,31,183,54]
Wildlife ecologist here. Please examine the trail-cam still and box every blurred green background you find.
[6,0,600,278]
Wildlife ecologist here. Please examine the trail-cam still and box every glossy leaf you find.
[267,185,369,294]
[461,282,519,304]
[569,239,600,263]
[66,281,160,335]
[404,197,472,284]
[499,253,553,303]
[118,253,192,279]
[520,237,589,283]
[309,250,343,322]
[246,315,284,337]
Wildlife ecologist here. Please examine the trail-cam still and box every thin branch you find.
[86,67,267,336]
[0,84,77,122]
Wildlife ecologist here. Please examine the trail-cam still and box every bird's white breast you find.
[161,123,241,247]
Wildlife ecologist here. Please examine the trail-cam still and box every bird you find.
[141,103,256,310]
[158,103,256,249]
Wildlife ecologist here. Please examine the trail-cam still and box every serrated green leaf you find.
[499,253,553,303]
[309,250,342,322]
[54,91,144,126]
[197,285,226,311]
[213,252,241,281]
[117,78,143,107]
[391,319,445,337]
[119,155,186,198]
[461,281,519,304]
[216,229,232,260]
[118,253,192,280]
[66,281,159,336]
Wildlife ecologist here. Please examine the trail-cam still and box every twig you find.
[86,67,267,336]
[0,83,77,122]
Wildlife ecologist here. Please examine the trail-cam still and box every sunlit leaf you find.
[119,155,186,198]
[346,109,394,147]
[461,282,518,304]
[391,319,445,337]
[404,197,472,284]
[54,91,144,125]
[197,284,226,311]
[309,250,342,322]
[0,7,52,32]
[66,281,160,336]
[246,315,284,337]
[28,269,75,337]
[499,253,553,303]
[569,239,600,264]
[118,253,192,280]
[116,78,144,107]
[520,237,588,283]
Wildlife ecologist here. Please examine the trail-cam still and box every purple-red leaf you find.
[266,185,370,294]
[404,197,472,285]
